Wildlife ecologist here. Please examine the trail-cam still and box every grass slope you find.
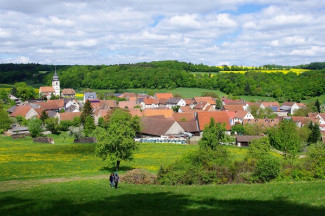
[1,179,324,216]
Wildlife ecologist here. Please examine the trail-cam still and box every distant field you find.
[302,94,325,104]
[238,95,276,102]
[191,68,312,75]
[78,87,228,98]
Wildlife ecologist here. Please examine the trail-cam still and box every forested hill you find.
[1,61,325,101]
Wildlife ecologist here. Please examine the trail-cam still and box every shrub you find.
[28,118,42,138]
[157,148,232,185]
[45,118,60,134]
[254,155,281,182]
[247,137,271,160]
[59,120,73,131]
[122,169,156,184]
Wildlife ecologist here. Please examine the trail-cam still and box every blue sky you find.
[0,0,324,66]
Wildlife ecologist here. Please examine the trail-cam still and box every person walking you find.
[109,172,114,188]
[114,172,120,189]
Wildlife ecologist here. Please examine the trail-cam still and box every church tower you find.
[52,68,60,97]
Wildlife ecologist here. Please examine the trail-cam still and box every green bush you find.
[59,120,73,131]
[157,148,232,185]
[28,118,42,138]
[254,155,281,182]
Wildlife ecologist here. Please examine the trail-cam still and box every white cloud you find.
[0,0,324,65]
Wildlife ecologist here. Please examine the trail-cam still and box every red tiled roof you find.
[224,104,244,112]
[158,98,168,105]
[11,105,31,117]
[39,86,55,93]
[143,97,158,105]
[194,101,208,110]
[194,97,216,105]
[178,120,199,133]
[261,102,279,107]
[197,111,231,130]
[118,101,137,109]
[243,118,279,127]
[155,93,173,100]
[247,102,261,107]
[128,108,143,117]
[180,106,194,112]
[36,99,65,110]
[142,109,173,118]
[34,108,45,116]
[62,88,76,95]
[141,116,179,136]
[172,112,195,121]
[235,110,248,119]
[100,100,117,108]
[60,112,81,121]
[226,111,236,119]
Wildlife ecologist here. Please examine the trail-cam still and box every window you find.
[56,82,58,85]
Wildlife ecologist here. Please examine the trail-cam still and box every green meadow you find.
[0,135,324,215]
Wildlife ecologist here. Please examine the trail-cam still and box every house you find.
[142,109,174,118]
[197,111,232,132]
[280,102,306,115]
[316,113,325,131]
[58,112,81,122]
[84,92,97,103]
[35,99,65,112]
[140,116,185,137]
[10,105,40,119]
[193,101,209,110]
[140,97,159,109]
[233,111,254,124]
[194,97,216,109]
[158,98,168,108]
[172,112,200,136]
[223,104,245,112]
[243,118,279,128]
[155,93,173,101]
[288,116,314,128]
[64,98,80,112]
[236,135,264,147]
[94,109,110,125]
[128,108,143,117]
[166,97,186,109]
[39,87,55,99]
[100,100,118,109]
[39,70,60,98]
[61,89,76,98]
[222,97,245,105]
[260,102,280,111]
[118,101,137,109]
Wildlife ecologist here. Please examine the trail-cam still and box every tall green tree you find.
[0,108,12,131]
[199,118,226,150]
[315,99,321,113]
[308,123,321,144]
[268,119,302,159]
[40,110,49,122]
[45,118,60,134]
[95,109,140,170]
[84,115,96,137]
[215,98,223,110]
[80,100,93,124]
[14,82,35,101]
[28,118,42,137]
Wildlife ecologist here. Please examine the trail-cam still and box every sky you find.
[0,0,324,66]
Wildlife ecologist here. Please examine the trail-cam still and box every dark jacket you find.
[114,175,119,183]
[109,175,114,182]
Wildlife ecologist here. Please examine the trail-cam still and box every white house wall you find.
[165,122,185,135]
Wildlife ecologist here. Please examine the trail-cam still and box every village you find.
[5,70,325,146]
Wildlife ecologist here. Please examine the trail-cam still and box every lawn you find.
[0,179,324,216]
[302,94,325,104]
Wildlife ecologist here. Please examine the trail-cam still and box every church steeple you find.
[52,67,60,96]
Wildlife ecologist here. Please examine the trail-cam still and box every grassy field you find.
[1,135,324,215]
[77,87,228,99]
[1,179,324,216]
[302,94,325,104]
[0,135,199,181]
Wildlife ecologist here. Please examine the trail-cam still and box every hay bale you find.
[122,169,156,184]
[33,137,54,144]
[74,137,97,143]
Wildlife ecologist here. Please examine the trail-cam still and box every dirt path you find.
[0,175,110,192]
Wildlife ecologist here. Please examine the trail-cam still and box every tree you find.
[199,118,226,150]
[201,92,218,98]
[28,118,42,137]
[231,124,245,135]
[84,115,96,137]
[215,98,223,110]
[10,86,17,97]
[0,108,12,131]
[95,109,140,170]
[315,99,321,113]
[308,123,321,144]
[40,110,49,122]
[247,137,271,160]
[14,82,35,101]
[172,105,180,113]
[268,119,302,159]
[0,89,10,104]
[45,118,60,134]
[80,100,93,124]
